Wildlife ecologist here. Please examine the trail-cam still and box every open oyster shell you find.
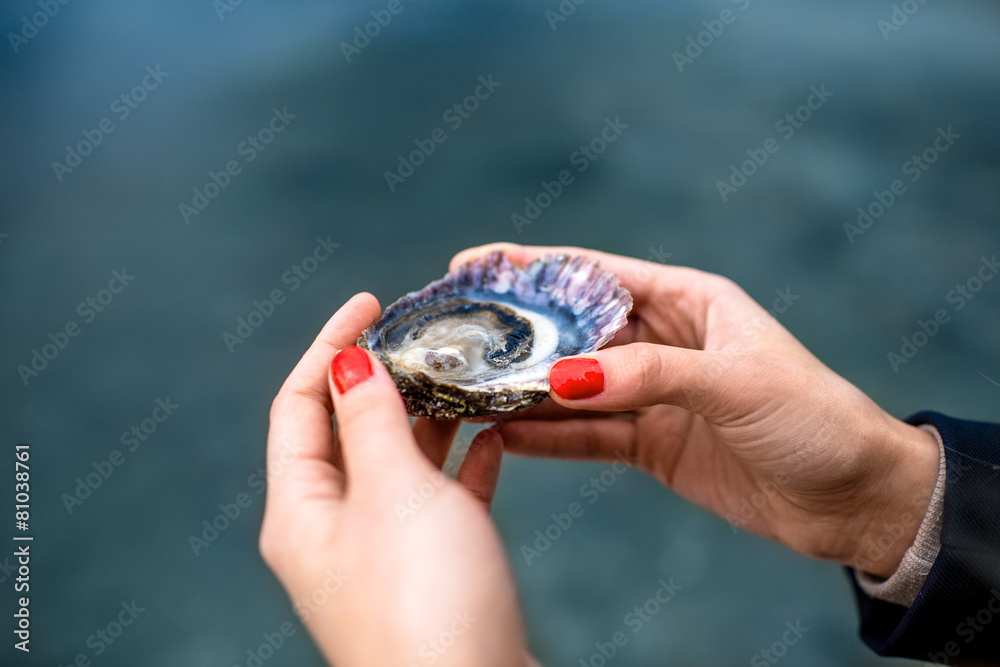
[359,251,632,419]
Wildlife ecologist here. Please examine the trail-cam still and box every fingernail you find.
[549,357,604,400]
[331,346,373,394]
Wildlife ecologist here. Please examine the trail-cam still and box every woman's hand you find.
[260,293,533,667]
[453,243,940,578]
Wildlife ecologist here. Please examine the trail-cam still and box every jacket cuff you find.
[854,425,946,606]
[850,411,1000,664]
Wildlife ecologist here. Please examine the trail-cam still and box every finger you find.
[413,418,461,468]
[497,418,637,463]
[328,346,431,491]
[495,398,624,422]
[463,395,634,427]
[266,293,382,504]
[278,292,382,412]
[547,344,732,418]
[455,428,504,509]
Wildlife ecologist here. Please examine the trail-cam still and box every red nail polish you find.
[550,358,604,400]
[331,346,373,394]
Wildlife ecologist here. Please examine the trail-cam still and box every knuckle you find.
[710,273,741,293]
[700,272,748,305]
[339,390,380,423]
[629,344,666,401]
[467,487,492,508]
[337,384,405,430]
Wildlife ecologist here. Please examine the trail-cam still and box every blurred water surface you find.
[1,0,998,665]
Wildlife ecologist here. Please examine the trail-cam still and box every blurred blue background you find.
[1,0,998,665]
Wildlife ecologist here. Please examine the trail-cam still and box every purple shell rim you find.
[359,250,633,417]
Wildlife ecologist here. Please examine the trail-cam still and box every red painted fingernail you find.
[331,346,373,394]
[550,358,604,400]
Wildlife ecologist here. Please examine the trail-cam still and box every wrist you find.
[848,418,941,578]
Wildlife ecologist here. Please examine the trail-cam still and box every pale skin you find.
[260,292,535,667]
[261,243,940,665]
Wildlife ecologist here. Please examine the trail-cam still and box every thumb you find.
[328,346,432,489]
[547,343,729,417]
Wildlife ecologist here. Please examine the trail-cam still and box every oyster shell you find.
[359,251,632,419]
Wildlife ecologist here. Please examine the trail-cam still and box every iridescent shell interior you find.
[359,251,632,419]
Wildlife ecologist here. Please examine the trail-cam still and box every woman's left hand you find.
[260,292,533,667]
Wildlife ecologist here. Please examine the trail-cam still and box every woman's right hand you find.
[452,243,940,578]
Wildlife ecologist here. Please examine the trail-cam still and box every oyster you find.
[359,251,632,419]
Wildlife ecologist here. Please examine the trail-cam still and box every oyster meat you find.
[359,251,632,419]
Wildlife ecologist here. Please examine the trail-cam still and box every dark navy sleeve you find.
[851,411,1000,664]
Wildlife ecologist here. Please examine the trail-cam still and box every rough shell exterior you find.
[359,251,632,419]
